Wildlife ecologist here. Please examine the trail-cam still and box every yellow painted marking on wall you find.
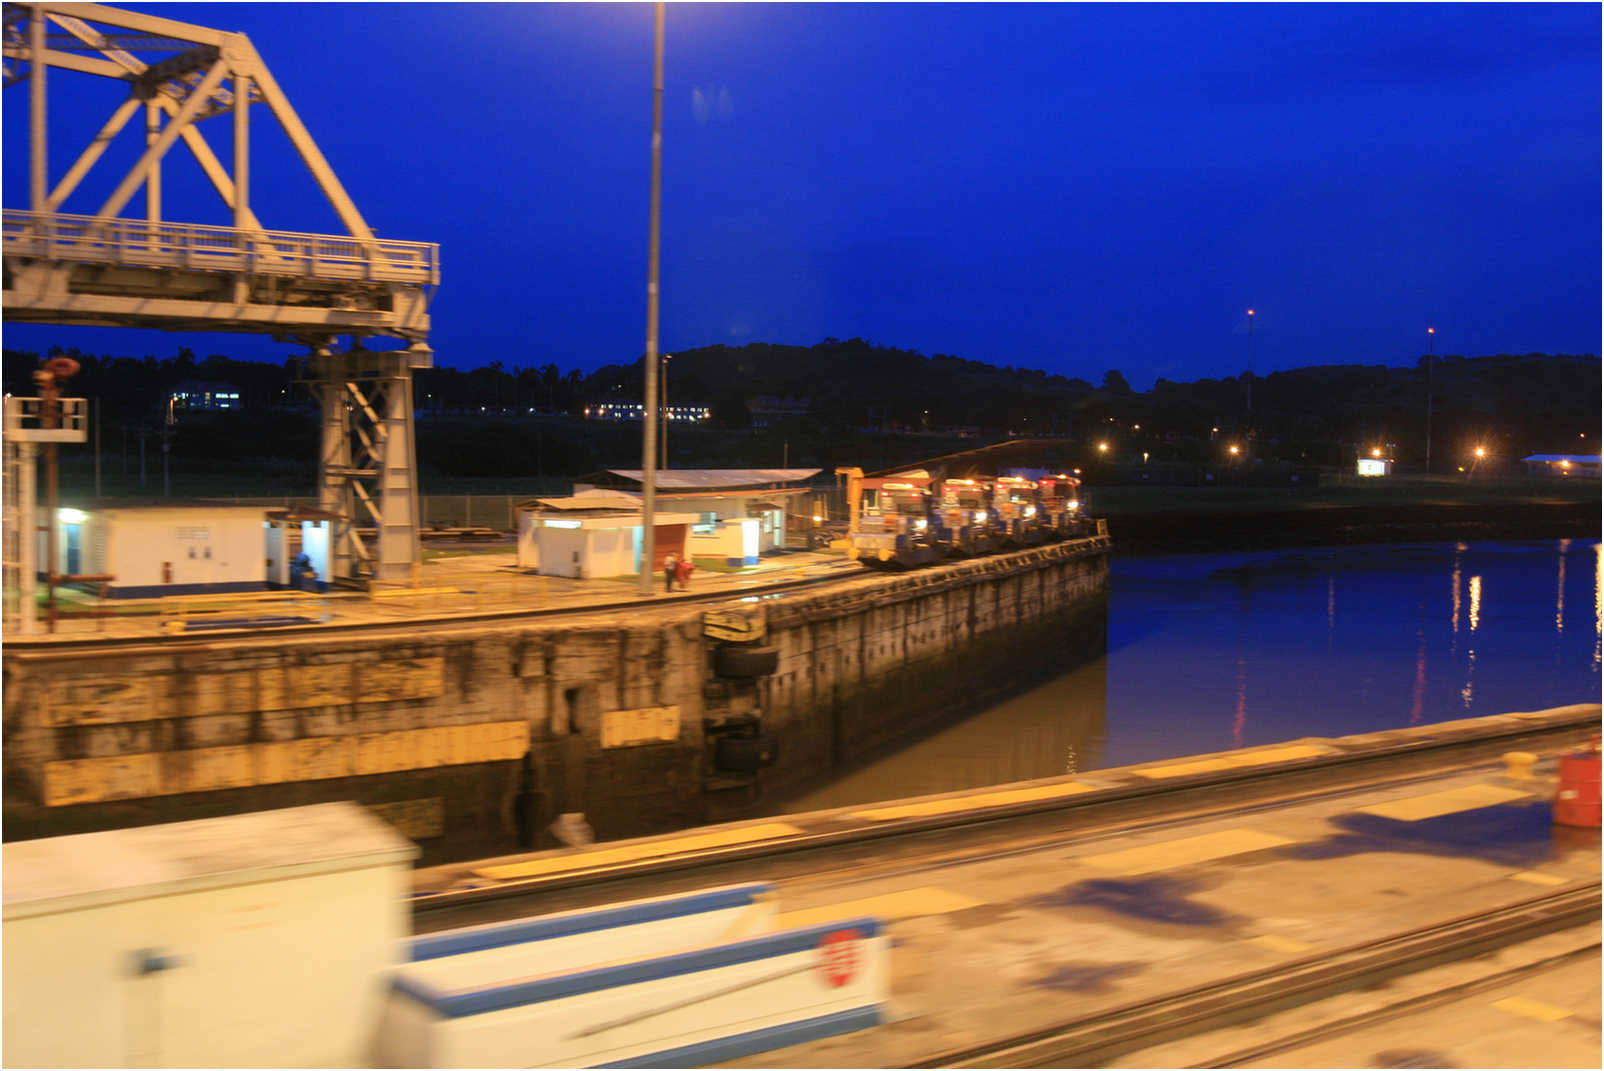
[1361,784,1530,822]
[168,743,256,795]
[275,662,354,710]
[1491,996,1573,1023]
[190,670,258,717]
[358,658,446,703]
[1080,829,1293,875]
[1249,934,1312,954]
[41,753,161,807]
[39,721,530,806]
[44,674,167,726]
[601,706,681,748]
[774,886,983,931]
[1132,744,1332,780]
[1511,871,1567,887]
[852,781,1098,822]
[475,822,806,881]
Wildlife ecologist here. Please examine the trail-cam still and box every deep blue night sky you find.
[3,2,1599,387]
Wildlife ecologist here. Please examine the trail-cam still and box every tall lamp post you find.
[638,2,665,597]
[1245,308,1255,419]
[660,352,672,470]
[1424,326,1435,474]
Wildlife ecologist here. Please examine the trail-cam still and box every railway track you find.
[411,709,1597,924]
[909,884,1601,1069]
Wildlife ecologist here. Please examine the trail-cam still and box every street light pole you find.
[1245,308,1255,419]
[1424,326,1435,475]
[660,352,671,471]
[638,1,664,597]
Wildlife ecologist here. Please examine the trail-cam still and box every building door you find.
[64,523,81,575]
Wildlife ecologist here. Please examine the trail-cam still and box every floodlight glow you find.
[58,508,86,524]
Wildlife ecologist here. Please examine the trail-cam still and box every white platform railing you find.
[2,210,439,286]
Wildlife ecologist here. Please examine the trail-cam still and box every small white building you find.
[2,803,416,1068]
[572,470,820,565]
[516,491,700,579]
[49,500,269,597]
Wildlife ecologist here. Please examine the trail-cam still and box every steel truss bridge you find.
[2,1,439,597]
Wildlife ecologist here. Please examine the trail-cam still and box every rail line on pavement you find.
[909,884,1601,1069]
[410,711,1596,927]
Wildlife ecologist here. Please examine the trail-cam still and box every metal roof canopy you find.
[584,468,821,491]
[868,439,1077,481]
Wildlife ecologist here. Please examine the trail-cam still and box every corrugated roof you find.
[605,468,820,490]
[524,490,643,511]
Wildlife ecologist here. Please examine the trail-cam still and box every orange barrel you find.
[1554,750,1602,828]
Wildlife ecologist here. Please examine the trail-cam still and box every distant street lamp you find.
[1097,441,1109,454]
[1228,444,1241,457]
[1371,446,1383,458]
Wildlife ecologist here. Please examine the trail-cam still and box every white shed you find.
[515,491,700,579]
[51,500,269,597]
[2,803,416,1068]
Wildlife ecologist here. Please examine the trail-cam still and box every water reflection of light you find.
[1233,656,1246,747]
[1409,624,1426,725]
[1556,539,1568,633]
[1327,578,1335,633]
[1593,543,1601,672]
[1461,648,1476,711]
[1468,575,1481,633]
[1450,551,1462,634]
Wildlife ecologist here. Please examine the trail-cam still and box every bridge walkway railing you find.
[2,210,440,287]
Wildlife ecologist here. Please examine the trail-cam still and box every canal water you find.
[786,538,1602,812]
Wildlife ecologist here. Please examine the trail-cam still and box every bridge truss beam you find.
[3,2,441,588]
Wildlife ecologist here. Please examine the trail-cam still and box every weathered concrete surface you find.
[3,539,1110,864]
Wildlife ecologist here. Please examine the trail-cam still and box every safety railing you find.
[2,210,439,286]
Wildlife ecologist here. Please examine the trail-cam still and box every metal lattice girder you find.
[307,344,429,586]
[2,2,438,343]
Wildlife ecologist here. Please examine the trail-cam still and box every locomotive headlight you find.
[1067,500,1079,510]
[1024,506,1036,518]
[915,518,927,529]
[974,510,987,523]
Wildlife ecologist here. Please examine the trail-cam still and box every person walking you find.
[663,550,679,592]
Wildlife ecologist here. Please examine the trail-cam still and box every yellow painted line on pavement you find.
[774,886,982,931]
[1491,996,1573,1023]
[1131,744,1332,780]
[1249,934,1312,954]
[1511,870,1567,887]
[1080,829,1293,875]
[852,781,1098,822]
[1360,784,1529,822]
[475,822,805,881]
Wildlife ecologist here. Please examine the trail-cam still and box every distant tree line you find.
[4,339,1597,485]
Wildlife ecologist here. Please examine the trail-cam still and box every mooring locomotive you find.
[834,466,1093,568]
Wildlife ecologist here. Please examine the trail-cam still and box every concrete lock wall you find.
[2,540,1108,864]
